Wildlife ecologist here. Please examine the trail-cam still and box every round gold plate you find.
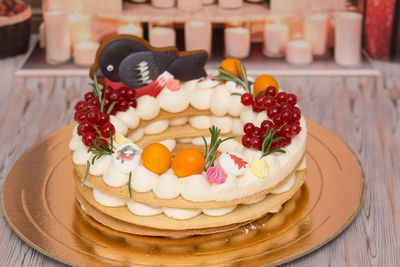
[1,119,365,267]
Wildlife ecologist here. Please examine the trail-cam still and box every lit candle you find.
[304,13,329,56]
[225,24,250,59]
[286,40,313,65]
[270,0,293,13]
[263,22,289,57]
[69,13,91,46]
[219,0,242,9]
[185,20,212,55]
[117,23,143,37]
[44,10,71,64]
[177,0,202,12]
[73,41,99,65]
[150,27,176,47]
[334,12,362,66]
[152,0,175,8]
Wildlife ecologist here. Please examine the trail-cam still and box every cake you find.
[69,35,307,237]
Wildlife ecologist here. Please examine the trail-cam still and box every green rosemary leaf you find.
[239,62,250,93]
[269,148,286,154]
[107,101,116,115]
[235,62,244,80]
[128,172,133,199]
[100,84,108,113]
[202,136,208,160]
[109,132,114,151]
[82,160,90,184]
[230,92,242,96]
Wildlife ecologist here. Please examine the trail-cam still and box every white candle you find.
[152,0,175,8]
[286,40,313,65]
[73,41,99,65]
[185,20,212,55]
[263,23,289,57]
[117,23,143,37]
[69,13,91,46]
[44,10,71,64]
[225,27,250,59]
[304,13,329,56]
[219,0,242,9]
[270,0,293,13]
[334,12,362,66]
[177,0,202,12]
[150,27,176,47]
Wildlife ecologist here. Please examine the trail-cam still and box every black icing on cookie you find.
[91,35,208,89]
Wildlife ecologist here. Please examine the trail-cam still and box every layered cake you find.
[69,35,307,237]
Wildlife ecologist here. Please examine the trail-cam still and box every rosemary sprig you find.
[260,129,285,159]
[202,126,235,171]
[128,172,133,199]
[82,133,115,184]
[213,62,253,94]
[89,73,113,114]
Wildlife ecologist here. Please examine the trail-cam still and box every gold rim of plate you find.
[1,119,365,267]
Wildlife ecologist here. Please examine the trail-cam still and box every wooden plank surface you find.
[0,50,399,266]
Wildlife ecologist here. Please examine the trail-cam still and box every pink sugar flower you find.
[206,164,227,184]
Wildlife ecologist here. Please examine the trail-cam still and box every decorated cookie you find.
[90,34,208,97]
[219,151,248,176]
[113,142,142,173]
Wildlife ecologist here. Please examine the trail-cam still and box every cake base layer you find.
[74,170,304,234]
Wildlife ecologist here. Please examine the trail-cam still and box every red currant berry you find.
[75,100,86,111]
[243,122,255,135]
[273,114,284,126]
[108,90,121,102]
[86,109,100,123]
[241,135,252,148]
[286,94,297,106]
[89,98,100,106]
[253,126,261,137]
[280,124,293,137]
[263,95,275,108]
[280,102,292,110]
[265,86,277,97]
[291,107,301,122]
[280,136,292,147]
[276,92,287,103]
[99,113,110,124]
[100,122,115,138]
[281,109,293,122]
[77,120,94,136]
[241,93,253,106]
[292,124,301,135]
[252,103,264,113]
[126,88,137,100]
[251,137,262,150]
[74,110,86,123]
[118,100,130,111]
[261,120,274,132]
[82,132,96,147]
[120,88,128,99]
[254,94,265,109]
[128,99,137,108]
[267,105,280,118]
[84,92,95,101]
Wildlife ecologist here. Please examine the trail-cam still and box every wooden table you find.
[1,51,399,267]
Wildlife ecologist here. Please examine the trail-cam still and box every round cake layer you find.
[74,170,304,231]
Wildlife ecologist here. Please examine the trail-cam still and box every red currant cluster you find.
[73,87,137,147]
[240,87,302,151]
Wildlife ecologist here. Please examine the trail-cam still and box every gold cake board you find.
[1,119,365,266]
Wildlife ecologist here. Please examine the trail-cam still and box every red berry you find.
[263,95,275,108]
[281,109,293,122]
[292,124,301,135]
[251,137,262,150]
[100,122,115,138]
[252,103,264,113]
[280,102,292,110]
[265,86,277,97]
[120,88,128,99]
[126,88,137,100]
[281,124,293,137]
[243,122,255,135]
[86,109,100,123]
[89,98,100,106]
[267,105,280,118]
[261,120,274,132]
[254,94,265,109]
[241,93,253,106]
[286,94,297,106]
[128,99,137,108]
[84,92,95,101]
[273,114,284,126]
[75,100,86,111]
[280,136,292,147]
[291,107,301,122]
[118,100,130,111]
[108,90,121,102]
[241,135,252,148]
[82,132,96,147]
[253,126,261,137]
[99,113,110,124]
[276,92,287,103]
[74,110,86,123]
[77,120,94,136]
